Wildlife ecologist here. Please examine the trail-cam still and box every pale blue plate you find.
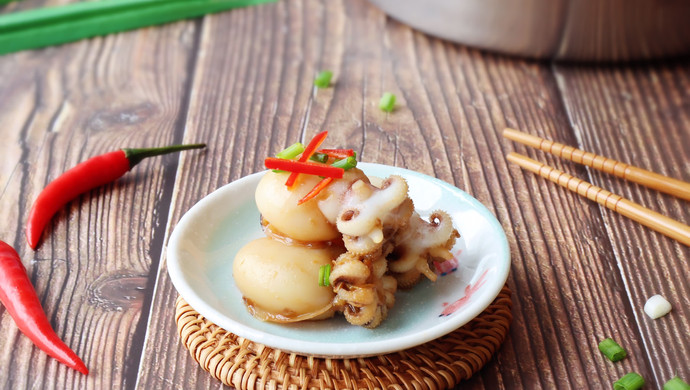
[167,163,510,357]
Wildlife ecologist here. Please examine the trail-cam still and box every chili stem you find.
[123,143,206,168]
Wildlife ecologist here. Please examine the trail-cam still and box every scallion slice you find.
[331,156,357,170]
[379,92,396,112]
[276,142,305,160]
[309,153,329,164]
[271,142,305,172]
[664,376,690,390]
[314,70,333,88]
[598,338,627,362]
[318,264,331,286]
[614,372,645,390]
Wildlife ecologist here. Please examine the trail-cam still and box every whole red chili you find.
[0,240,88,374]
[26,144,206,249]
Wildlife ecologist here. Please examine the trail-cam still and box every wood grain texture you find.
[136,0,689,389]
[553,61,690,387]
[0,7,199,389]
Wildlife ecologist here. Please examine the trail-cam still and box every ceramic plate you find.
[167,163,510,358]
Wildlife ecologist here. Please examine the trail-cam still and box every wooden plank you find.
[0,16,199,390]
[553,61,690,388]
[136,1,672,389]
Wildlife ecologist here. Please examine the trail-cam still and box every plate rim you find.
[167,162,510,357]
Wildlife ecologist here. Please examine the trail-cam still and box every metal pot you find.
[368,0,690,62]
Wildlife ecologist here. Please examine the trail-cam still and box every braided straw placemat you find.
[175,285,511,390]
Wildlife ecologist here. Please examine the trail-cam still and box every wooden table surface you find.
[0,0,688,389]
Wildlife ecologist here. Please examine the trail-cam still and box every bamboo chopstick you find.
[506,152,690,247]
[0,0,276,56]
[503,128,690,201]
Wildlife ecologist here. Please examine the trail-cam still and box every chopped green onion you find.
[598,338,627,362]
[379,92,396,112]
[331,156,357,170]
[614,372,645,390]
[309,153,329,164]
[314,70,333,88]
[276,142,305,160]
[664,376,690,390]
[272,142,305,172]
[318,264,331,287]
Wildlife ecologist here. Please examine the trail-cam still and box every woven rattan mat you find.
[175,285,511,390]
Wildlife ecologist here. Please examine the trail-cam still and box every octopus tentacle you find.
[336,176,408,237]
[388,210,459,288]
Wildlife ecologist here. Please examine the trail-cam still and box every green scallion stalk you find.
[664,376,690,390]
[0,0,276,56]
[318,265,325,286]
[379,92,396,112]
[271,142,305,172]
[276,142,305,159]
[314,70,333,88]
[318,264,331,286]
[598,338,627,362]
[614,373,645,390]
[309,153,329,164]
[331,156,357,170]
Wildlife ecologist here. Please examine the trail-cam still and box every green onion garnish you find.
[664,376,690,390]
[614,372,645,390]
[598,338,627,362]
[273,142,305,172]
[0,0,277,56]
[318,264,331,287]
[331,156,357,170]
[314,70,333,88]
[309,153,329,164]
[276,142,305,159]
[379,92,396,112]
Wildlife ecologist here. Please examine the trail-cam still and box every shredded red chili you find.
[285,131,328,187]
[298,177,334,205]
[316,148,354,159]
[0,240,88,374]
[264,158,344,178]
[26,144,206,249]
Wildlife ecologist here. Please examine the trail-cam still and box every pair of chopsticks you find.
[0,0,276,56]
[503,128,690,247]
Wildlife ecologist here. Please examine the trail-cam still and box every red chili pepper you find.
[316,148,354,160]
[285,131,328,187]
[298,177,334,205]
[0,240,88,374]
[264,157,344,178]
[26,144,206,249]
